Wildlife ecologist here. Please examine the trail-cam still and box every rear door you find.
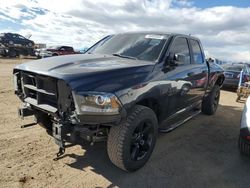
[186,39,208,103]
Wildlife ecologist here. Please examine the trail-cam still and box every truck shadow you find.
[221,86,237,93]
[62,104,250,188]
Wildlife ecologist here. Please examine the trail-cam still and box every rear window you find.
[224,65,244,71]
[190,39,203,64]
[65,47,74,52]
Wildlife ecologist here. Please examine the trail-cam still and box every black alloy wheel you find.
[130,120,154,161]
[213,87,220,111]
[202,84,220,115]
[107,105,158,172]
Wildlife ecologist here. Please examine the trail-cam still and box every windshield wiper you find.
[112,53,137,60]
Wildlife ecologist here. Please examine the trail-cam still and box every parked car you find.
[0,33,34,47]
[14,32,224,172]
[239,97,250,155]
[222,63,250,88]
[36,45,79,58]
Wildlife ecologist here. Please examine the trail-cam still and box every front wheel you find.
[202,85,220,115]
[27,42,33,47]
[8,40,14,46]
[107,105,158,172]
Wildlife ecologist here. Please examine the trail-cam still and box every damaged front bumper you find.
[17,103,119,158]
[15,70,125,158]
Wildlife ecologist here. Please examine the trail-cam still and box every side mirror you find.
[174,53,186,65]
[206,58,214,64]
[166,53,186,66]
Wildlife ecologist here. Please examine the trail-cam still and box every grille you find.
[21,71,58,113]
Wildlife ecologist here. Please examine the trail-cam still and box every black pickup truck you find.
[14,32,224,172]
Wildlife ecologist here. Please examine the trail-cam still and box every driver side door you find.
[164,36,194,115]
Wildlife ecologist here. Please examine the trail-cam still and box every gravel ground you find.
[0,58,250,188]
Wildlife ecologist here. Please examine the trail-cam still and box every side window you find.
[190,39,204,64]
[244,66,249,74]
[169,37,191,65]
[246,66,250,74]
[66,47,73,52]
[17,35,25,39]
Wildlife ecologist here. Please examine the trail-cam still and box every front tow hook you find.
[56,147,65,157]
[52,122,66,160]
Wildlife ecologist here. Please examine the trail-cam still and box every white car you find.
[35,48,53,58]
[239,97,250,155]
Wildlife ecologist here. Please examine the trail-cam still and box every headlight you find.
[73,92,122,115]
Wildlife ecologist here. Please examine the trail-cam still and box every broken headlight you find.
[73,92,122,115]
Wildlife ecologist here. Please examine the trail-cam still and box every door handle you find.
[202,70,208,74]
[187,72,194,77]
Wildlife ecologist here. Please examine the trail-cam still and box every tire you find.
[52,53,58,56]
[8,49,17,58]
[107,105,158,172]
[202,85,220,115]
[239,136,250,155]
[8,40,14,46]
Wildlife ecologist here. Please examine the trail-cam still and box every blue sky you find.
[0,0,250,62]
[192,0,250,8]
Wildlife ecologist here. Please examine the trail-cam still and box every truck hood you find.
[14,54,154,92]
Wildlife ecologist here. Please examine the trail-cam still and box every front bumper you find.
[39,51,53,58]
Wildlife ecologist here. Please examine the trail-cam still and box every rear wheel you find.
[8,40,14,46]
[239,136,250,155]
[27,42,33,47]
[202,85,220,115]
[107,105,158,172]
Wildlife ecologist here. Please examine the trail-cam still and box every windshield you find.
[224,65,244,71]
[89,33,169,61]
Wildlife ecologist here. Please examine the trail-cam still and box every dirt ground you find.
[0,58,250,188]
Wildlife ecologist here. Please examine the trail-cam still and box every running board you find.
[159,110,201,133]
